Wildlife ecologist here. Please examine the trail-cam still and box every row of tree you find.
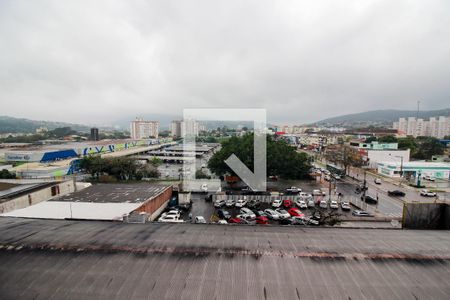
[365,135,446,160]
[79,156,160,181]
[208,133,312,179]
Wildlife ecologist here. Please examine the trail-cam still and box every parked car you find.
[235,199,248,207]
[283,199,293,208]
[275,208,290,219]
[272,199,282,208]
[352,210,373,217]
[388,190,405,197]
[214,199,226,208]
[279,217,294,225]
[158,215,184,223]
[307,199,315,208]
[255,216,269,225]
[255,210,268,217]
[288,207,304,217]
[217,220,228,224]
[286,186,302,193]
[264,209,280,220]
[330,200,339,209]
[205,194,213,202]
[423,175,435,181]
[319,200,328,208]
[362,195,378,204]
[332,174,341,180]
[247,199,260,209]
[374,178,382,184]
[217,209,231,220]
[341,202,351,211]
[225,199,235,207]
[240,207,256,219]
[236,215,256,224]
[228,217,244,224]
[420,189,437,197]
[299,192,313,200]
[313,189,326,196]
[162,210,181,219]
[195,216,206,224]
[295,199,308,209]
[303,216,320,225]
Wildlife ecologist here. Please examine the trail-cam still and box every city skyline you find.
[1,1,449,125]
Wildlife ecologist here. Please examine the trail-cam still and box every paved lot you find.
[0,217,449,299]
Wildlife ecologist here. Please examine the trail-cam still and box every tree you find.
[0,169,15,179]
[195,169,210,179]
[208,133,311,180]
[413,137,444,160]
[325,145,363,174]
[398,136,417,152]
[364,136,377,143]
[377,135,397,143]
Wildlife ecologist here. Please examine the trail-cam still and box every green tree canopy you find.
[377,135,397,143]
[208,133,311,179]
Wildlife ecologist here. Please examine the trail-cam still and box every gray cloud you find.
[0,0,449,126]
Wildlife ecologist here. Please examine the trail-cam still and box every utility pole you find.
[362,170,367,211]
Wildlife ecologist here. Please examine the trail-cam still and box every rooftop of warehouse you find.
[49,183,171,203]
[0,217,448,299]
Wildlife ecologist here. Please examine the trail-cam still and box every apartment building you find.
[393,116,449,138]
[130,118,159,139]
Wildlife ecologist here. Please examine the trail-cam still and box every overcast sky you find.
[0,0,449,126]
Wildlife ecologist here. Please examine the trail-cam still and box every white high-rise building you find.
[171,119,201,137]
[393,116,449,138]
[130,118,159,139]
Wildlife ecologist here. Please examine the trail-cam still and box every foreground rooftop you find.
[0,218,449,299]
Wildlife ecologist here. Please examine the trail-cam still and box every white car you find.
[286,186,302,193]
[195,216,206,223]
[420,189,437,197]
[313,189,325,196]
[374,178,382,184]
[217,220,228,224]
[295,199,308,209]
[235,199,248,207]
[264,209,280,220]
[319,200,328,209]
[341,202,351,211]
[272,199,282,208]
[162,210,181,219]
[225,199,235,207]
[307,199,315,208]
[332,174,341,180]
[423,175,435,181]
[240,208,256,219]
[275,209,290,219]
[299,192,312,200]
[330,201,339,209]
[158,215,184,223]
[214,199,226,208]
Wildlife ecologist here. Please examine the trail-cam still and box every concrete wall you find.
[0,180,76,214]
[402,202,450,229]
[134,186,173,221]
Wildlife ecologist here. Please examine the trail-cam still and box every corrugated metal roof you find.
[0,218,449,299]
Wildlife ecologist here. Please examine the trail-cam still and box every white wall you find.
[367,149,410,169]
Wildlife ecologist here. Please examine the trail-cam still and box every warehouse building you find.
[1,183,173,221]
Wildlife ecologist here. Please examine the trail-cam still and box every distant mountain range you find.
[0,116,93,134]
[315,108,450,127]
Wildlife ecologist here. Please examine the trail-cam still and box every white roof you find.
[1,201,141,221]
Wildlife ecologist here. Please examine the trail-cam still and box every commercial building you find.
[130,118,159,139]
[393,116,450,138]
[2,183,173,221]
[349,141,409,169]
[377,161,450,179]
[0,180,83,214]
[90,127,99,141]
[349,141,398,150]
[171,119,201,137]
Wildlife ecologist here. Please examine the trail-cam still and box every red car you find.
[255,216,269,225]
[288,207,305,218]
[283,199,293,208]
[228,217,244,224]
